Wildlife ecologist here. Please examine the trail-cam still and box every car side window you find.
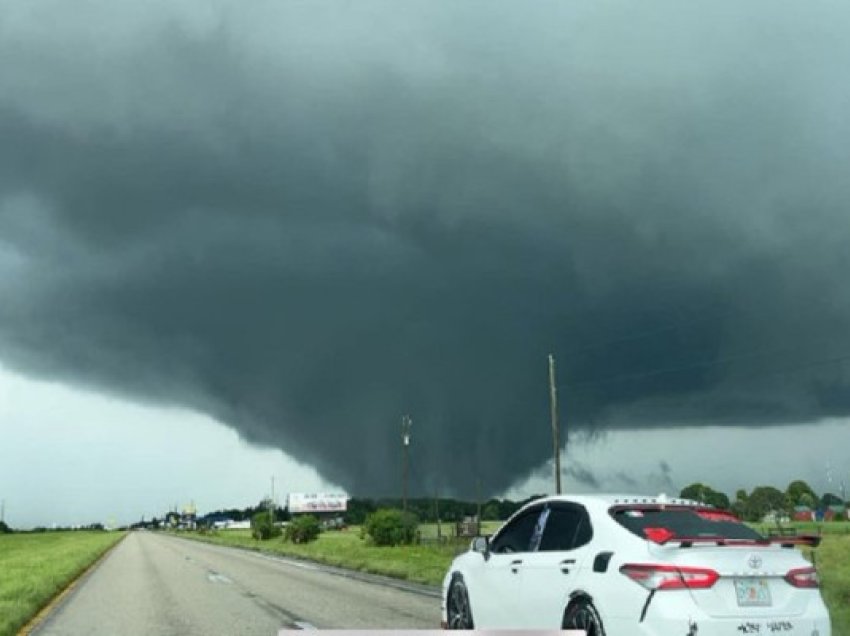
[490,507,544,553]
[528,507,550,552]
[538,504,593,551]
[573,510,593,549]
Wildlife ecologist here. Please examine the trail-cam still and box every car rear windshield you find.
[611,506,765,542]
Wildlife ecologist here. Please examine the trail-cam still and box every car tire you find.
[563,598,606,636]
[446,574,475,629]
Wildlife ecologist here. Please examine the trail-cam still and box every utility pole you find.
[435,491,441,542]
[549,354,562,494]
[1,499,4,524]
[401,415,412,511]
[270,476,276,525]
[476,477,482,536]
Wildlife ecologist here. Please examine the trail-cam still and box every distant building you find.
[179,503,197,530]
[320,516,346,530]
[224,520,251,530]
[793,506,815,522]
[762,511,790,525]
[456,515,480,538]
[823,505,846,522]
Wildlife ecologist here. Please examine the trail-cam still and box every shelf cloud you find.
[2,1,849,496]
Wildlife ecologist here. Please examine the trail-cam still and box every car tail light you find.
[785,566,819,588]
[696,510,741,522]
[620,564,720,590]
[643,526,676,544]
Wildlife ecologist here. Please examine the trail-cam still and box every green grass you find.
[181,521,849,633]
[177,525,470,586]
[754,521,850,536]
[800,534,850,635]
[0,531,125,636]
[752,522,850,634]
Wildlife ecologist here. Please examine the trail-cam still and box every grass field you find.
[177,523,497,586]
[0,531,125,636]
[802,534,850,634]
[181,521,850,634]
[754,523,850,634]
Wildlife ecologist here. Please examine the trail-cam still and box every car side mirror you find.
[472,535,490,561]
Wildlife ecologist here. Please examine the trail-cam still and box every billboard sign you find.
[288,493,348,513]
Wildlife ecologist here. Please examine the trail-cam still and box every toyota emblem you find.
[748,554,763,569]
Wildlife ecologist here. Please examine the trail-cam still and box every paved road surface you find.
[35,531,441,635]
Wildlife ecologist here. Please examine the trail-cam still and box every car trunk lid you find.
[646,543,815,617]
[612,503,820,618]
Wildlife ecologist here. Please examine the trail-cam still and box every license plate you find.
[735,578,772,607]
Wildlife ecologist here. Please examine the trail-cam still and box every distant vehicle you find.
[441,494,831,635]
[320,516,347,531]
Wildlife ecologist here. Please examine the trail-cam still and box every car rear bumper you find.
[604,614,830,636]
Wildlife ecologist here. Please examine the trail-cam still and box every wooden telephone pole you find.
[549,354,562,494]
[270,476,275,525]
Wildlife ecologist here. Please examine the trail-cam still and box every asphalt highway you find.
[35,531,441,635]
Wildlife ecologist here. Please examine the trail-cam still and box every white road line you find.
[293,620,317,630]
[278,559,318,570]
[206,572,233,584]
[254,553,319,570]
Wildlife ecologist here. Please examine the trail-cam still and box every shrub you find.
[251,511,282,540]
[364,509,418,546]
[285,515,320,544]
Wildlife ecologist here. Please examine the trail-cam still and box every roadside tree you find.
[364,509,418,546]
[821,492,844,507]
[482,501,501,521]
[786,480,818,506]
[251,511,282,541]
[285,515,320,543]
[679,483,730,509]
[744,486,787,522]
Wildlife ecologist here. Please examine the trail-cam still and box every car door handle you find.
[511,559,523,573]
[560,559,576,573]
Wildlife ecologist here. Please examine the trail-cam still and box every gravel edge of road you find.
[20,533,129,636]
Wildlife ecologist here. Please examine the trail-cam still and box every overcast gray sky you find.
[2,0,850,527]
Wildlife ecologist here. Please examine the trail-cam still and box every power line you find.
[560,298,718,358]
[561,347,850,394]
[729,350,850,384]
[557,285,850,362]
[553,278,754,360]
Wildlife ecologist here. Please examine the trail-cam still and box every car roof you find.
[521,493,710,509]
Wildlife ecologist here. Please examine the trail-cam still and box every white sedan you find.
[441,494,831,635]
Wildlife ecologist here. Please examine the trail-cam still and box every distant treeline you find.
[0,522,105,534]
[7,479,848,533]
[681,480,847,522]
[196,502,289,525]
[197,495,546,527]
[343,496,546,525]
[149,478,850,532]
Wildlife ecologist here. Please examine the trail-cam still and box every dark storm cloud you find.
[527,459,600,489]
[565,464,601,490]
[2,0,850,496]
[615,472,638,488]
[656,461,676,492]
